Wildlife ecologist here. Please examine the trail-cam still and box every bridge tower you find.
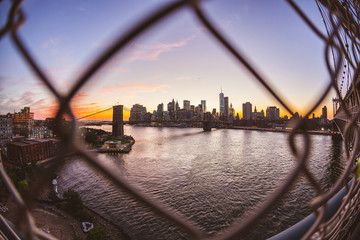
[203,112,212,131]
[112,105,124,137]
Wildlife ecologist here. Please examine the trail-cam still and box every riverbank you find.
[4,196,129,240]
[127,124,334,136]
[231,126,333,135]
[0,177,131,239]
[2,198,130,239]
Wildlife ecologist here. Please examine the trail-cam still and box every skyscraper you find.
[243,102,252,120]
[201,100,206,112]
[129,104,147,121]
[229,103,235,118]
[224,96,229,120]
[168,99,175,120]
[176,100,180,111]
[322,106,327,120]
[112,105,124,137]
[219,90,224,116]
[157,103,163,119]
[167,101,174,112]
[266,106,280,120]
[183,100,190,111]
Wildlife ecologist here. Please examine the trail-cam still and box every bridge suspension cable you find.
[77,106,130,120]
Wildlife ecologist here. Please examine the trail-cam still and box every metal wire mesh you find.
[1,0,360,239]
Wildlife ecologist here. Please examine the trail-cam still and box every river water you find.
[57,126,346,239]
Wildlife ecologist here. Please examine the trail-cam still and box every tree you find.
[63,189,83,210]
[84,131,98,146]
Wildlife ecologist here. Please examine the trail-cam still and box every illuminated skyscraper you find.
[201,100,206,112]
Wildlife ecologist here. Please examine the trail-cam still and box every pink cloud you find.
[125,36,194,63]
[102,59,130,73]
[71,92,90,102]
[101,83,167,94]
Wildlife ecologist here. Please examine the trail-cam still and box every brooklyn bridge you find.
[77,105,232,132]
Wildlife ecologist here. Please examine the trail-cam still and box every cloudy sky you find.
[0,0,335,120]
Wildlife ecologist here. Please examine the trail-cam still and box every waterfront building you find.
[229,103,235,119]
[266,106,280,120]
[167,101,174,112]
[253,107,265,120]
[0,114,12,147]
[12,107,35,136]
[7,138,58,165]
[12,107,34,123]
[190,105,195,113]
[177,109,191,120]
[151,111,157,121]
[129,104,146,122]
[194,105,203,120]
[183,100,190,111]
[113,105,124,137]
[162,111,170,120]
[260,110,265,118]
[201,100,206,113]
[219,90,225,116]
[224,97,229,120]
[176,100,180,111]
[322,106,327,120]
[212,108,216,116]
[144,112,152,121]
[157,103,163,120]
[28,126,53,139]
[243,102,252,120]
[321,106,328,125]
[167,99,175,120]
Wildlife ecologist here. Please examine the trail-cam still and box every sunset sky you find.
[0,0,336,120]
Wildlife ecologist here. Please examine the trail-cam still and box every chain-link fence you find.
[1,0,360,239]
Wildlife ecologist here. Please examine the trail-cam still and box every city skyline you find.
[1,1,335,120]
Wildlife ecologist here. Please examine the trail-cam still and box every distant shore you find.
[125,124,334,136]
[230,126,334,135]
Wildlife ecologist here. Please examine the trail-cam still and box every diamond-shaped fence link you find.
[0,0,360,239]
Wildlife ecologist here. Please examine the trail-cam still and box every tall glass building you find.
[219,90,224,116]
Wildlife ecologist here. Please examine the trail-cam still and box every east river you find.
[57,125,346,239]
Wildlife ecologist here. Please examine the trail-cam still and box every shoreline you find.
[230,126,333,135]
[82,203,131,240]
[1,184,131,240]
[124,124,334,136]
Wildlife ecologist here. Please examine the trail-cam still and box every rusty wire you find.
[1,0,360,239]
